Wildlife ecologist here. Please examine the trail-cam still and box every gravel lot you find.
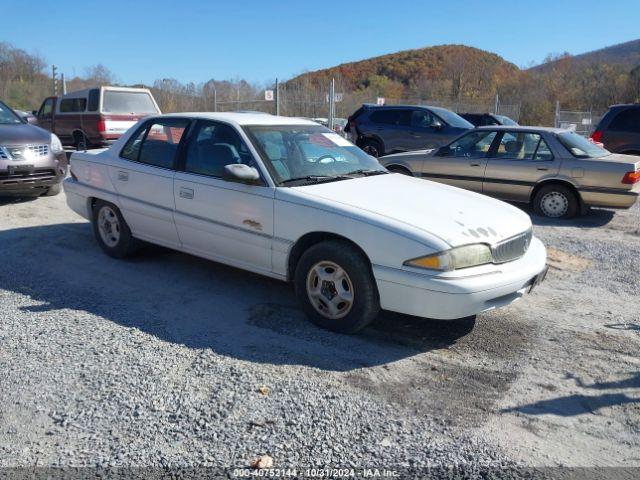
[0,192,638,474]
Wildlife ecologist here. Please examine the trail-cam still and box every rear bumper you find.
[579,187,639,209]
[374,237,547,319]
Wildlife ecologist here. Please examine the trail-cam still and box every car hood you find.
[0,123,51,144]
[286,174,532,247]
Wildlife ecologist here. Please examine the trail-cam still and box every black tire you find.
[294,240,380,334]
[387,165,412,176]
[360,138,384,158]
[43,182,62,196]
[73,131,89,151]
[533,184,579,219]
[91,200,139,258]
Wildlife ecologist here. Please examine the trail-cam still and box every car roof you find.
[474,125,567,134]
[149,112,320,127]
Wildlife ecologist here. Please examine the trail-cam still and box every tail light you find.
[97,120,106,133]
[621,171,640,184]
[591,130,603,143]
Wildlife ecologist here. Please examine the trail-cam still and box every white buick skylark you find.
[64,113,548,333]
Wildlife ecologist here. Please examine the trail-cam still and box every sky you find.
[2,0,639,86]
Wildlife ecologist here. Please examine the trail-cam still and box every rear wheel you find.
[294,241,380,334]
[92,200,139,258]
[73,131,89,151]
[533,184,579,219]
[360,138,384,158]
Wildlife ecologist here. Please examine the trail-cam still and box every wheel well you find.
[287,232,371,281]
[385,164,413,176]
[531,180,581,204]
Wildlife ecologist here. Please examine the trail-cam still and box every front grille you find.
[491,229,532,264]
[0,168,57,184]
[1,144,49,160]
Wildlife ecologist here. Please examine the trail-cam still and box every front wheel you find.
[533,184,579,219]
[42,183,62,196]
[92,200,139,258]
[294,241,380,334]
[360,139,383,158]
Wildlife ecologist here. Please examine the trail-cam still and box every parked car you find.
[15,109,38,125]
[460,112,518,127]
[591,104,640,155]
[344,104,473,157]
[64,112,547,333]
[36,86,161,150]
[312,117,348,137]
[379,126,640,219]
[0,100,67,197]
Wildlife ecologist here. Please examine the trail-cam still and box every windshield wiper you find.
[280,175,351,185]
[343,169,389,177]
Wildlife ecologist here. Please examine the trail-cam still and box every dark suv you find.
[460,112,518,127]
[591,104,640,155]
[344,105,473,157]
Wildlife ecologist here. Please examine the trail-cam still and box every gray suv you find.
[0,100,67,197]
[344,104,473,157]
[591,104,640,155]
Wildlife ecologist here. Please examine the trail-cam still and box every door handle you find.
[537,167,549,171]
[117,171,128,181]
[179,187,194,199]
[469,162,481,167]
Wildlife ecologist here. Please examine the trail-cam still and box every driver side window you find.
[184,121,254,178]
[441,131,497,158]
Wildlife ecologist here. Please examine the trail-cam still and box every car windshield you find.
[0,102,23,124]
[495,115,518,126]
[244,124,386,185]
[430,107,474,129]
[557,131,610,158]
[102,91,159,114]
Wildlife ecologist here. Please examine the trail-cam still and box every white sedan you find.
[64,113,547,333]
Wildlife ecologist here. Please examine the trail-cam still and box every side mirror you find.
[223,163,260,184]
[435,146,449,157]
[432,120,443,130]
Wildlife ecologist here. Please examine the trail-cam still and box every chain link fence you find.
[554,102,604,136]
[2,79,520,125]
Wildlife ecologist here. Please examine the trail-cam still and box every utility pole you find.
[494,94,499,115]
[328,78,335,130]
[52,65,58,96]
[275,78,280,116]
[61,73,67,95]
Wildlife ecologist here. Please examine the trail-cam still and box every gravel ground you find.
[0,192,638,474]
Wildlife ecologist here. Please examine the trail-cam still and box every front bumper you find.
[0,151,67,195]
[374,237,547,319]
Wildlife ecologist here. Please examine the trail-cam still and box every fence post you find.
[275,78,280,116]
[555,101,560,128]
[494,94,499,114]
[213,87,217,112]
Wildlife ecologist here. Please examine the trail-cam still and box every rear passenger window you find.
[88,89,100,111]
[492,132,553,161]
[370,109,408,126]
[608,108,640,133]
[120,119,189,168]
[60,98,87,113]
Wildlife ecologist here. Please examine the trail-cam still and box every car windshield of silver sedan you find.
[557,131,610,158]
[0,102,23,124]
[245,124,387,185]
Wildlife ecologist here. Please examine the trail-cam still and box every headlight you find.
[404,244,493,271]
[50,133,64,154]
